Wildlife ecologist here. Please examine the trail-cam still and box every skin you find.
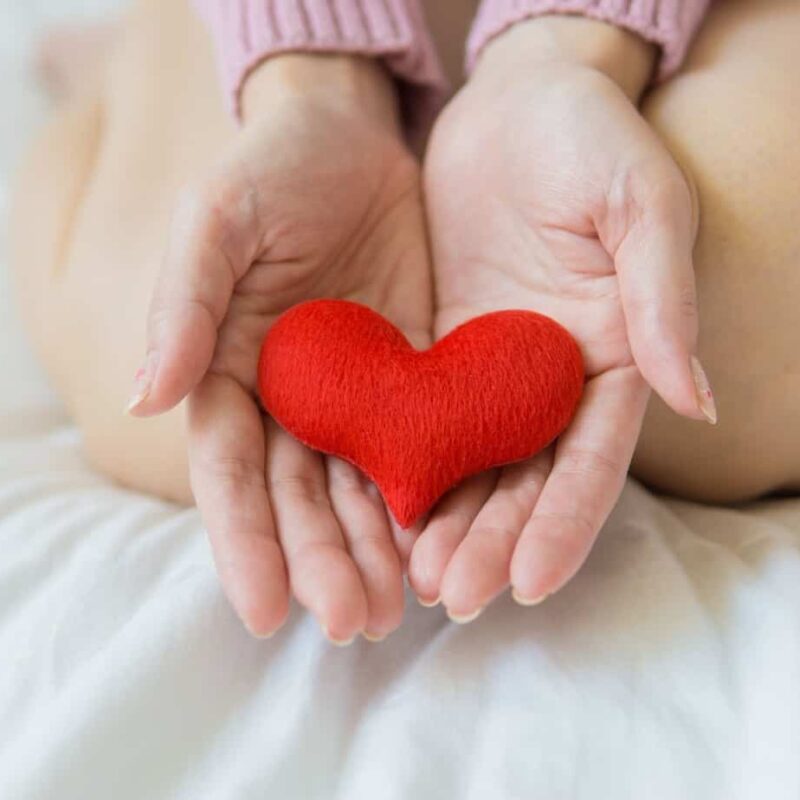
[130,17,714,635]
[411,17,715,619]
[14,0,800,642]
[128,55,434,642]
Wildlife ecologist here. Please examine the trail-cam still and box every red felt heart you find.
[258,300,584,528]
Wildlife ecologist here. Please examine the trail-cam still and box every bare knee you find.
[632,0,800,502]
[10,94,192,507]
[81,406,193,506]
[9,96,103,371]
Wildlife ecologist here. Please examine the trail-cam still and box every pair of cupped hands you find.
[129,18,714,643]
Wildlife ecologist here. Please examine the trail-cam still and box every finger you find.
[510,366,650,604]
[387,513,422,573]
[407,473,496,606]
[267,424,368,644]
[440,451,552,622]
[607,161,715,424]
[188,373,289,638]
[326,458,405,641]
[129,170,259,417]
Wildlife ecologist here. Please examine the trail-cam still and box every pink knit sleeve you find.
[193,0,447,138]
[467,0,713,80]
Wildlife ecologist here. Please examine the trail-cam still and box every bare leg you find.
[33,20,119,101]
[10,0,237,504]
[632,0,800,502]
[8,0,481,507]
[9,0,800,506]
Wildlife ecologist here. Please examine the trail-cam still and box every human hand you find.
[129,55,432,642]
[411,17,715,619]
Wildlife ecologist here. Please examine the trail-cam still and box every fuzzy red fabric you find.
[258,300,584,527]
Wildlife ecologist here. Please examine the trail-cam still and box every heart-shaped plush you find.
[258,300,584,528]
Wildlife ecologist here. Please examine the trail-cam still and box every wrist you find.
[473,16,656,103]
[241,53,402,136]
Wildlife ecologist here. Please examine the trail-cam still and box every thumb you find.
[126,173,259,416]
[604,162,717,425]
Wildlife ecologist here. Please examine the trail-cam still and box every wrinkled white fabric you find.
[1,4,799,799]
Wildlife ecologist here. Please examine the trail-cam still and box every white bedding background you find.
[1,4,800,799]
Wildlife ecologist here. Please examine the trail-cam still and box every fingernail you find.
[125,352,158,415]
[417,595,440,608]
[690,355,717,425]
[242,615,276,639]
[323,628,356,647]
[362,631,386,643]
[447,607,483,624]
[512,589,548,607]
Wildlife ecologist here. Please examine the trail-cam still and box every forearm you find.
[473,15,657,102]
[241,53,402,136]
[468,0,713,89]
[192,0,447,139]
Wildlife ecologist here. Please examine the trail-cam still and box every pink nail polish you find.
[125,353,157,414]
[690,356,717,425]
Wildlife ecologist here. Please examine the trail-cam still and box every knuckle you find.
[200,455,266,491]
[676,283,699,320]
[434,500,477,529]
[471,523,519,545]
[327,459,370,494]
[176,173,248,246]
[481,481,545,533]
[506,461,550,501]
[531,513,597,555]
[268,472,328,506]
[614,154,691,229]
[332,475,385,512]
[623,273,698,339]
[289,540,346,573]
[675,285,700,343]
[640,287,697,331]
[350,529,391,551]
[635,168,692,226]
[348,533,396,570]
[554,447,622,482]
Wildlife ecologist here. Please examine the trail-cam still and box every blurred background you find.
[0,1,122,431]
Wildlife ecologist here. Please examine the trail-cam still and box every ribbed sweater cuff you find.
[467,0,712,81]
[194,0,448,140]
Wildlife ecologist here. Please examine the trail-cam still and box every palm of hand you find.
[213,109,431,387]
[180,106,432,642]
[146,61,699,640]
[409,76,654,617]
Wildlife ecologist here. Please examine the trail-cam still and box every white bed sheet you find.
[1,4,800,799]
